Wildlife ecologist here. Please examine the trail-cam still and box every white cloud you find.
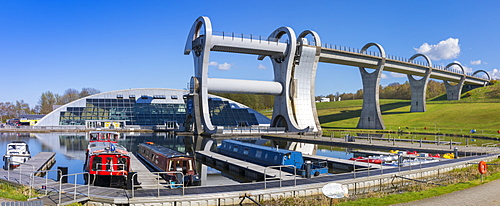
[448,61,472,74]
[489,68,500,80]
[390,72,406,78]
[217,62,232,70]
[380,73,388,79]
[208,61,233,70]
[470,60,482,65]
[415,38,460,61]
[257,64,267,70]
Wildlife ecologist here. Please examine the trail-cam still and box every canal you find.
[1,132,498,186]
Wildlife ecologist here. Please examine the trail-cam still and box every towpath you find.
[392,178,500,206]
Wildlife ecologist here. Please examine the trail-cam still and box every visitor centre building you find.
[35,88,270,131]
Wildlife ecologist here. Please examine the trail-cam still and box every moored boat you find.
[349,155,398,164]
[218,140,329,177]
[3,141,31,170]
[137,142,200,186]
[83,131,131,188]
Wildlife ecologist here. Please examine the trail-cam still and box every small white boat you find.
[3,141,31,170]
[383,158,439,167]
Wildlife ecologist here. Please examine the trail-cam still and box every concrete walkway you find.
[392,178,500,206]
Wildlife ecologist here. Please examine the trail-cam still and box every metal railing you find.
[320,43,479,77]
[130,171,185,198]
[58,172,90,206]
[95,163,127,172]
[263,165,296,189]
[6,160,35,185]
[352,157,378,179]
[220,126,286,134]
[213,31,289,44]
[31,169,62,196]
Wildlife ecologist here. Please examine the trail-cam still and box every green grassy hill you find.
[317,82,500,136]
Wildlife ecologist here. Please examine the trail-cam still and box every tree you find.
[79,88,101,98]
[0,102,16,122]
[38,91,59,114]
[15,100,31,116]
[60,88,80,105]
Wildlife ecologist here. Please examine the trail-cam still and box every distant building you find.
[35,88,270,130]
[20,114,45,126]
[320,97,330,102]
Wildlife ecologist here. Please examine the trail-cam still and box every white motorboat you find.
[3,141,31,170]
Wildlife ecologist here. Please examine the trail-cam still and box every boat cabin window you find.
[106,157,113,171]
[168,159,191,172]
[255,150,262,158]
[118,157,127,171]
[92,157,102,171]
[90,133,98,141]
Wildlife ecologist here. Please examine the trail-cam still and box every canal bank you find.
[80,154,497,206]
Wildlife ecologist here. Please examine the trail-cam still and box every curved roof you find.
[36,88,269,126]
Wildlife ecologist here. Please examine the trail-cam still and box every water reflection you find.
[0,132,358,185]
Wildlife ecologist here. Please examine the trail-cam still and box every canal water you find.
[1,132,497,185]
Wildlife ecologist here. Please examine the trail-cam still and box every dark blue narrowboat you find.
[218,140,328,177]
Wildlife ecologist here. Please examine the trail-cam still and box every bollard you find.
[58,166,68,183]
[454,147,458,159]
[305,161,312,179]
[127,172,137,190]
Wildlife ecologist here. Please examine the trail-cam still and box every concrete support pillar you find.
[443,63,466,100]
[258,27,302,132]
[184,16,216,133]
[407,54,432,112]
[357,43,386,130]
[444,78,465,100]
[290,30,322,134]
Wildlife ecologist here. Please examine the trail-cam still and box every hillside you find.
[318,82,500,136]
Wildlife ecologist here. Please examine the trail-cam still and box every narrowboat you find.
[137,142,200,186]
[83,132,131,188]
[3,141,31,170]
[218,140,328,177]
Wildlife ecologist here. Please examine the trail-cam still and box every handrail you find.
[32,169,62,196]
[320,42,485,79]
[352,157,373,178]
[131,171,185,198]
[7,160,35,184]
[58,172,90,206]
[212,31,289,44]
[263,165,296,190]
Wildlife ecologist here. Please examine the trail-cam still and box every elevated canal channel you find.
[0,133,498,205]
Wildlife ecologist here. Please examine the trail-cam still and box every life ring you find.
[478,161,487,174]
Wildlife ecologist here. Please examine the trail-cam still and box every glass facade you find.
[59,97,269,127]
[209,98,261,127]
[60,98,186,126]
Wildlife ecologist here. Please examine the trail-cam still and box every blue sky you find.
[1,1,499,107]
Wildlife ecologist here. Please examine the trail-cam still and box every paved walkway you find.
[392,178,500,206]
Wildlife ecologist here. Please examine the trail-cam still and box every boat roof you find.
[221,140,297,155]
[139,143,190,158]
[89,131,119,135]
[8,140,27,144]
[88,142,129,156]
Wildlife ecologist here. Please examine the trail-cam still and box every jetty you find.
[196,150,300,181]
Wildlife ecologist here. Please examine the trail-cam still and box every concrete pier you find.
[129,153,169,189]
[303,154,393,171]
[196,150,300,181]
[357,43,386,130]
